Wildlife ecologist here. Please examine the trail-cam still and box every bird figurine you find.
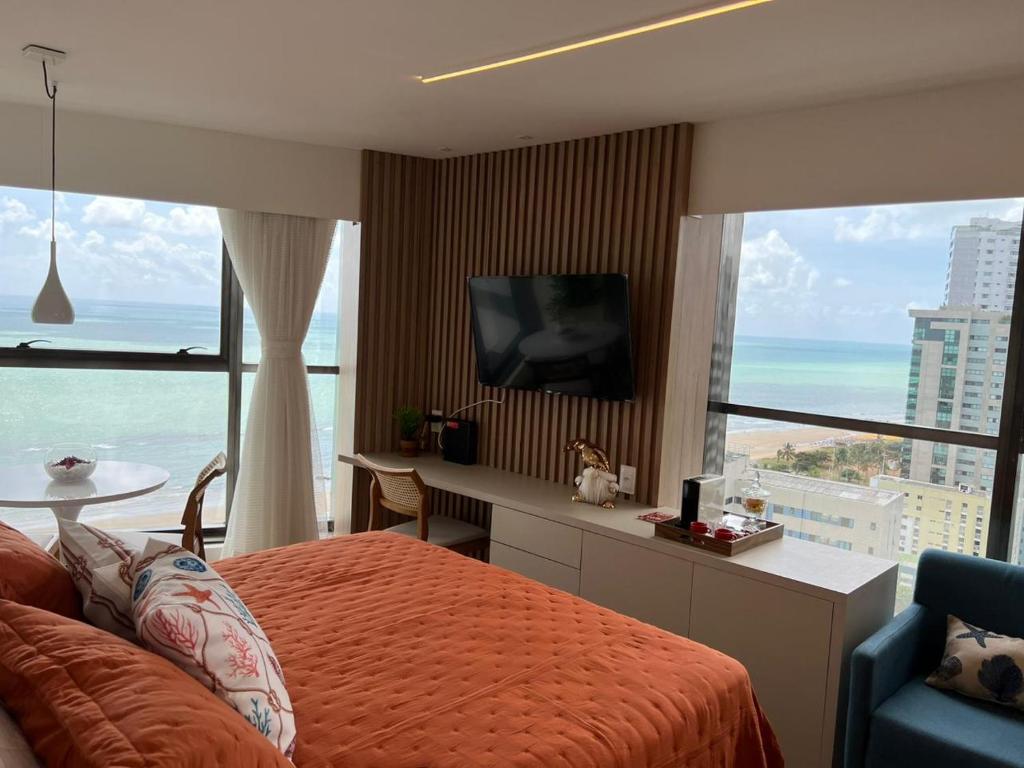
[564,438,618,508]
[564,438,611,472]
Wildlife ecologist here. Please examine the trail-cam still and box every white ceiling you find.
[2,0,1024,157]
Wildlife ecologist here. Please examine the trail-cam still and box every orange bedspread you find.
[217,532,782,768]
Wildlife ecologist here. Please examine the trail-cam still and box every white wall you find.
[689,75,1024,214]
[0,100,361,220]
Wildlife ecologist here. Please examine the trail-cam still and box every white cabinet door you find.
[689,564,834,768]
[491,505,583,567]
[579,532,692,636]
[490,542,581,595]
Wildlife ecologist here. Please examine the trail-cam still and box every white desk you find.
[341,451,897,768]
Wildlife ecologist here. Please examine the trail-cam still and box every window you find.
[705,199,1024,613]
[0,368,228,530]
[0,190,222,354]
[0,185,355,536]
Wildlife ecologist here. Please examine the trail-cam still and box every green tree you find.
[793,449,831,475]
[839,467,864,484]
[776,442,797,463]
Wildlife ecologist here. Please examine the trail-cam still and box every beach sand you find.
[726,426,895,461]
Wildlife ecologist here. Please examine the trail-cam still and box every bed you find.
[212,531,783,767]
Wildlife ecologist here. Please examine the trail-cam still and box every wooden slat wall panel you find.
[353,124,692,532]
[351,152,436,533]
[425,126,692,509]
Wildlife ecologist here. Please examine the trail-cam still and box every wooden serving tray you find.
[653,516,784,556]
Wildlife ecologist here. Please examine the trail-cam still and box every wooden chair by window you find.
[357,454,489,556]
[180,452,227,560]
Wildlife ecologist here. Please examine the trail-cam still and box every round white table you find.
[0,460,170,523]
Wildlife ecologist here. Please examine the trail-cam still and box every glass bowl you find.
[44,444,98,483]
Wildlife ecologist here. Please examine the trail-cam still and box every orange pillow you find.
[0,600,293,768]
[0,522,81,619]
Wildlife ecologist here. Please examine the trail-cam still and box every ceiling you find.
[2,0,1024,157]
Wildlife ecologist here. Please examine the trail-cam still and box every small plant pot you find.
[399,439,419,458]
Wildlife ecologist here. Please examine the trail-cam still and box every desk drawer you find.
[491,505,582,567]
[490,542,580,595]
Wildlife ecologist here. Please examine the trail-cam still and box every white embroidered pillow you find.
[131,540,296,758]
[926,614,1024,710]
[57,519,139,640]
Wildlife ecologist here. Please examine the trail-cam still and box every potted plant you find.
[394,406,424,458]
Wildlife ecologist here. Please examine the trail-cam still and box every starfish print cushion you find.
[131,539,296,759]
[57,518,139,639]
[926,613,1024,710]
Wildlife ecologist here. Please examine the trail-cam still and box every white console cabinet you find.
[342,453,898,768]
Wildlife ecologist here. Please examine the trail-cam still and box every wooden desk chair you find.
[180,452,227,560]
[356,454,489,556]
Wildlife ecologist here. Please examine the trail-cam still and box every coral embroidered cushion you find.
[0,521,81,620]
[132,540,296,758]
[57,519,138,639]
[0,599,292,768]
[927,614,1024,710]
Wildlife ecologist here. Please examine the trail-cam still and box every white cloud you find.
[82,230,105,249]
[18,218,76,241]
[832,199,1022,245]
[104,232,220,289]
[739,229,819,296]
[142,205,220,238]
[112,232,174,255]
[833,277,852,288]
[1001,197,1024,222]
[834,208,926,243]
[835,303,906,318]
[82,196,146,226]
[0,196,34,225]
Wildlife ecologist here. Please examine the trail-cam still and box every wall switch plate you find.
[429,409,444,433]
[618,464,637,496]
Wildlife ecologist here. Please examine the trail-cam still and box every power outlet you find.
[429,409,444,433]
[618,464,637,496]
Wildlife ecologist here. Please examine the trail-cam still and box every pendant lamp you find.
[26,45,74,325]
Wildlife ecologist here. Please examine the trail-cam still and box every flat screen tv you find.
[467,273,635,401]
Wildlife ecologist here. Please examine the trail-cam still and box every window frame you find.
[0,240,343,532]
[703,214,1024,561]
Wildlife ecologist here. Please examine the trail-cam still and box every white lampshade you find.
[31,240,74,324]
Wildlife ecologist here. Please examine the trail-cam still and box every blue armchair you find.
[845,548,1024,768]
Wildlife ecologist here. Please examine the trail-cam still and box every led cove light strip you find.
[419,0,773,84]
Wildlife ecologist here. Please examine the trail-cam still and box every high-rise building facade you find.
[904,308,1008,492]
[945,217,1020,311]
[872,475,989,557]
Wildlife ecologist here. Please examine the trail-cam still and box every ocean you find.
[727,336,912,430]
[0,296,914,532]
[0,294,339,533]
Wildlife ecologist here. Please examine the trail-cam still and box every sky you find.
[1,184,1021,345]
[0,186,341,309]
[737,198,1024,345]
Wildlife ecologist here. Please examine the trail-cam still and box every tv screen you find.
[467,273,635,401]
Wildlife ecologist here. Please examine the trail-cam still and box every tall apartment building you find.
[872,474,989,599]
[945,217,1020,311]
[872,475,989,557]
[903,308,1008,492]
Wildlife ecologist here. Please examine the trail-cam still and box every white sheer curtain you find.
[219,209,336,556]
